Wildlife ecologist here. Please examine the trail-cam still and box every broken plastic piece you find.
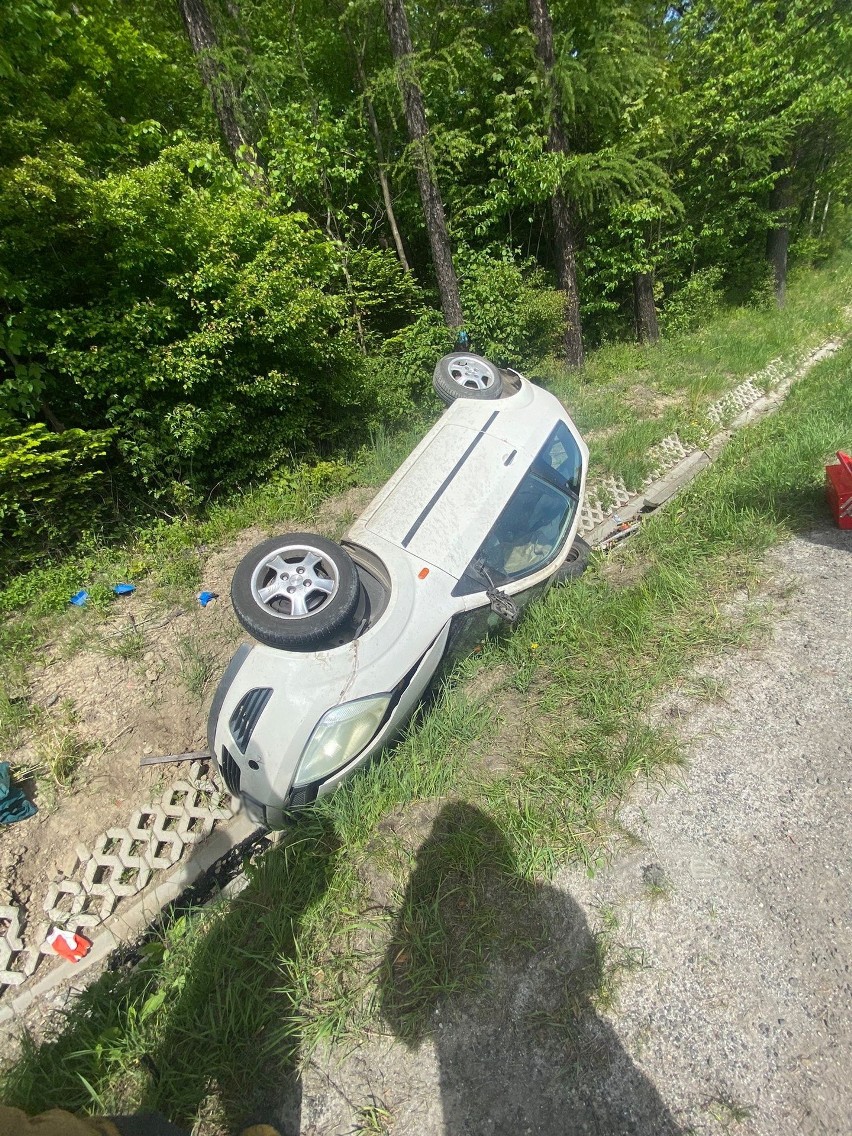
[198,591,219,607]
[0,761,37,824]
[46,928,92,963]
[113,583,136,596]
[69,590,88,606]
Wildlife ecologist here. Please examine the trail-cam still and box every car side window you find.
[542,421,584,494]
[454,422,582,594]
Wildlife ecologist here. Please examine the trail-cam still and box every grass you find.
[4,335,850,1129]
[1,253,849,633]
[538,253,852,486]
[33,724,91,786]
[354,1098,393,1134]
[175,635,217,700]
[100,621,147,662]
[0,253,847,767]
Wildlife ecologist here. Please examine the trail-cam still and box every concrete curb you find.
[586,336,844,549]
[0,812,262,1026]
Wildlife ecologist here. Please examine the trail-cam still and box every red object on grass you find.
[826,451,852,529]
[46,928,92,963]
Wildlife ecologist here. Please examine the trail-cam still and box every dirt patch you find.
[314,486,377,540]
[624,384,686,417]
[599,549,653,589]
[0,533,260,957]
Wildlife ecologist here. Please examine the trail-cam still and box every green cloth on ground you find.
[0,760,37,823]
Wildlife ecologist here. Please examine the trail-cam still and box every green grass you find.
[537,253,852,485]
[175,635,218,700]
[4,336,850,1130]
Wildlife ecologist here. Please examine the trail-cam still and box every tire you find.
[553,535,592,584]
[433,353,504,405]
[231,533,360,650]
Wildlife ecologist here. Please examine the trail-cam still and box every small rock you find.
[143,744,153,756]
[643,863,669,890]
[45,692,59,708]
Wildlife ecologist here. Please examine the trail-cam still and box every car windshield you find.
[455,422,582,592]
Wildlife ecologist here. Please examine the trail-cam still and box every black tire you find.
[553,535,592,584]
[433,352,504,405]
[231,533,360,650]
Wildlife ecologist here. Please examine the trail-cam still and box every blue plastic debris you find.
[198,591,219,607]
[113,583,136,596]
[69,590,89,606]
[0,761,37,825]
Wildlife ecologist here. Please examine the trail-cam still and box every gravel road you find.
[294,522,851,1135]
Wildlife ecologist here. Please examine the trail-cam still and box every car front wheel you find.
[433,352,504,405]
[553,535,591,584]
[231,533,360,650]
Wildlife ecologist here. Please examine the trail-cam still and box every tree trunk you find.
[350,37,410,272]
[526,0,584,367]
[633,272,660,345]
[381,0,463,329]
[766,159,793,307]
[819,190,831,237]
[177,0,264,183]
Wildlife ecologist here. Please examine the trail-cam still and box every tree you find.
[671,0,852,306]
[381,0,463,329]
[526,0,584,366]
[346,27,411,273]
[177,0,265,183]
[634,272,660,344]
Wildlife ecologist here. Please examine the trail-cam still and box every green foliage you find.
[0,424,114,565]
[456,248,565,364]
[660,267,726,336]
[0,0,849,571]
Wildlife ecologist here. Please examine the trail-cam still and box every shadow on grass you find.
[380,802,683,1134]
[0,817,340,1134]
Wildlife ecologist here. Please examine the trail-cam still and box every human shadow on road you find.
[380,802,683,1136]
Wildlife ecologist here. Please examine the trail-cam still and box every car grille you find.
[219,746,241,796]
[229,687,272,753]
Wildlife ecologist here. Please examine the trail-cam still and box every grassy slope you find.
[2,254,851,626]
[1,255,850,759]
[3,330,850,1128]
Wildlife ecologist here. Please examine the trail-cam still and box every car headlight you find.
[293,694,391,787]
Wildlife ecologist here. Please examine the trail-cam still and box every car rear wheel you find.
[231,533,360,650]
[554,535,591,584]
[433,352,504,405]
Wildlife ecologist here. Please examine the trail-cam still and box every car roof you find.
[355,386,572,579]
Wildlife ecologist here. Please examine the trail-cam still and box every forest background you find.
[1,0,849,576]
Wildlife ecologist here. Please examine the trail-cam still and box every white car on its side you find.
[207,353,589,827]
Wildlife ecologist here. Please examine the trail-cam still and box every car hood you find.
[363,422,525,579]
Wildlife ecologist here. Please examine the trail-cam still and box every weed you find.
[588,906,646,1013]
[684,675,729,702]
[0,689,42,752]
[101,622,146,662]
[707,1095,755,1127]
[354,1097,393,1134]
[176,637,217,700]
[33,718,92,786]
[641,863,673,902]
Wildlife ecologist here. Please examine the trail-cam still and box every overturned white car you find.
[208,354,589,827]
